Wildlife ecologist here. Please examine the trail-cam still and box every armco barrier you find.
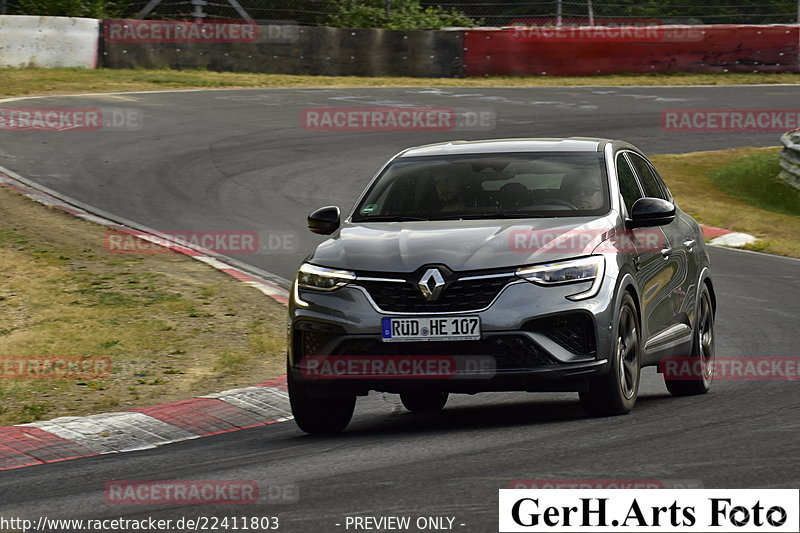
[101,21,463,77]
[463,25,799,76]
[779,129,800,190]
[0,15,99,68]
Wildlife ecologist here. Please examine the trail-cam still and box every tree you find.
[328,0,480,30]
[13,0,128,17]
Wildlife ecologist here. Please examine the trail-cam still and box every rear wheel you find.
[400,391,449,413]
[287,363,355,434]
[665,284,714,396]
[580,292,641,416]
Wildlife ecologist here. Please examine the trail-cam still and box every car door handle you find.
[660,247,672,258]
[684,239,696,250]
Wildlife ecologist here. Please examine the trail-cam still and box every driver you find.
[563,173,604,210]
[432,168,467,212]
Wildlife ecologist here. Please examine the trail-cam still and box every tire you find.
[287,363,356,434]
[665,283,715,396]
[400,391,449,413]
[580,292,641,416]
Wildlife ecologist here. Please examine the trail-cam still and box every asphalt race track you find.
[3,85,800,281]
[0,86,798,531]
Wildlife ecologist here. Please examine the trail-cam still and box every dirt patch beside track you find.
[0,184,287,425]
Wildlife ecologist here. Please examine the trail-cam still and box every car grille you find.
[299,330,331,356]
[524,313,596,355]
[329,335,555,371]
[357,275,514,312]
[293,322,346,357]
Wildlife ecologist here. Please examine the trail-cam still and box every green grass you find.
[213,350,250,373]
[708,151,800,217]
[651,146,800,258]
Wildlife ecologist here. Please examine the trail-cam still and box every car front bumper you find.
[289,274,619,395]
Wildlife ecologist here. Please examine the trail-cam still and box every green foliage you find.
[591,0,796,23]
[13,0,128,18]
[447,0,797,25]
[708,150,800,217]
[329,0,480,30]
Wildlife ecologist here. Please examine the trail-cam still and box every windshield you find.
[351,152,609,222]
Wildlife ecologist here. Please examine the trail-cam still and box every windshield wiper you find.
[356,216,430,222]
[435,213,548,220]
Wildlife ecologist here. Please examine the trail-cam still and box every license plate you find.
[381,316,481,342]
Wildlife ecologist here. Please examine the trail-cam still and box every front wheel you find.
[665,283,715,396]
[580,292,641,416]
[400,391,449,413]
[288,364,356,434]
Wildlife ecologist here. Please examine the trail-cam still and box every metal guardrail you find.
[779,129,800,190]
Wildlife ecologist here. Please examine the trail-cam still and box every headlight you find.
[297,263,356,291]
[516,256,605,301]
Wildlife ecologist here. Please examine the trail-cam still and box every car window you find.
[352,152,610,221]
[616,153,642,215]
[627,152,667,200]
[648,163,673,202]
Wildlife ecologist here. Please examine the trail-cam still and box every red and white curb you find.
[0,166,293,471]
[1,378,290,471]
[701,224,757,247]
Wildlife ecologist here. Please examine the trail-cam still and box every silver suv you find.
[288,138,716,434]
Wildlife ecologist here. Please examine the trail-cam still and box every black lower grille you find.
[524,314,596,355]
[301,331,330,356]
[330,335,554,371]
[358,276,513,312]
[293,322,345,357]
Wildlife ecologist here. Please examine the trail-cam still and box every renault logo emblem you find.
[418,268,445,301]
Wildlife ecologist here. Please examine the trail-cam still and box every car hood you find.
[309,216,618,273]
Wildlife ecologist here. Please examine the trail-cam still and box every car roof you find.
[397,137,634,158]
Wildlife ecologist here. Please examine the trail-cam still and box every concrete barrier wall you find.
[1,17,797,78]
[101,21,463,77]
[0,15,99,68]
[463,25,800,76]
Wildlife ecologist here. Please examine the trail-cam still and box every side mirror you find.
[308,206,341,235]
[629,197,675,227]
